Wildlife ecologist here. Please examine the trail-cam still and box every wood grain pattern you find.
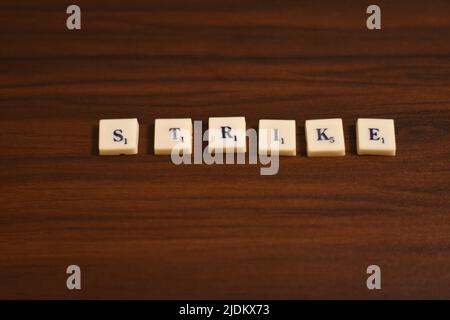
[0,0,449,299]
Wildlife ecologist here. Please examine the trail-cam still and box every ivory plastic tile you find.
[154,118,192,155]
[305,118,345,157]
[208,117,246,153]
[259,120,296,156]
[357,118,396,156]
[98,118,139,155]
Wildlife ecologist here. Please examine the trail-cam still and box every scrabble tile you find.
[99,118,139,155]
[208,117,246,153]
[258,119,296,156]
[357,118,396,156]
[154,118,192,155]
[305,118,345,157]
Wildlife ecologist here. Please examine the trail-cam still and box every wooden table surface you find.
[1,0,449,299]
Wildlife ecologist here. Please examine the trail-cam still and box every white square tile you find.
[259,119,296,156]
[305,118,345,157]
[357,118,396,156]
[99,118,139,155]
[208,117,246,153]
[154,118,192,155]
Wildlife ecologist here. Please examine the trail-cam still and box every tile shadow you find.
[346,124,357,155]
[148,123,155,155]
[91,125,98,156]
[297,125,306,157]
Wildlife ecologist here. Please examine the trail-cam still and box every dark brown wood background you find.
[1,0,449,299]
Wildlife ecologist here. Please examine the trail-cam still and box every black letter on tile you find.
[369,128,380,141]
[221,126,234,139]
[113,129,124,142]
[272,128,280,141]
[316,128,330,141]
[169,128,181,140]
